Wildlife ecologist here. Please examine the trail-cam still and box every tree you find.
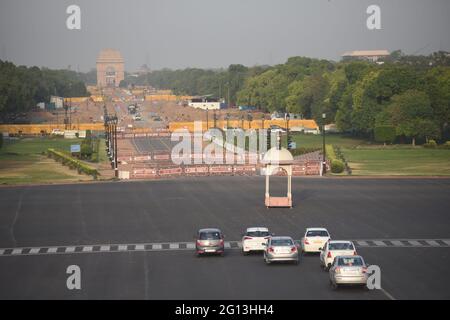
[388,90,439,145]
[374,125,396,144]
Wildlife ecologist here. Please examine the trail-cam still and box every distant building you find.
[50,96,64,109]
[96,49,124,87]
[341,50,390,62]
[188,97,221,110]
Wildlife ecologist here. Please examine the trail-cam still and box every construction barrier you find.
[168,119,319,132]
[132,168,158,179]
[153,154,171,161]
[233,165,257,175]
[184,166,210,176]
[209,165,234,175]
[158,167,183,176]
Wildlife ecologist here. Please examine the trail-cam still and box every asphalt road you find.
[132,137,177,154]
[0,177,449,299]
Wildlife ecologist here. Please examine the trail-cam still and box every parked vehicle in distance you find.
[242,227,272,254]
[320,240,357,270]
[195,228,225,256]
[263,236,299,265]
[329,255,368,290]
[301,228,331,253]
[133,113,142,121]
[269,125,286,133]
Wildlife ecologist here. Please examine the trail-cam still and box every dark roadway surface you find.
[0,177,449,299]
[132,137,177,153]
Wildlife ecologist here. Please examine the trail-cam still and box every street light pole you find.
[322,113,327,174]
[114,115,118,178]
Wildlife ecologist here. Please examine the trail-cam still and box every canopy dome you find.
[263,147,294,164]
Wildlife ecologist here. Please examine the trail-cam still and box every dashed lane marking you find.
[0,239,449,257]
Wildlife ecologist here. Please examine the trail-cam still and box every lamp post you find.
[111,115,119,178]
[206,108,209,131]
[247,112,253,130]
[322,113,327,174]
[285,112,291,149]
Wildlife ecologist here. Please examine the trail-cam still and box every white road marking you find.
[426,240,440,247]
[0,239,449,257]
[380,287,396,300]
[186,243,195,249]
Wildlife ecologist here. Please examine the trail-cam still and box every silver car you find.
[263,236,299,265]
[195,228,225,256]
[329,255,368,289]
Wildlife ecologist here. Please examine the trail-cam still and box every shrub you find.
[374,125,396,144]
[441,141,450,149]
[325,144,336,160]
[331,159,345,173]
[47,148,99,179]
[423,139,437,148]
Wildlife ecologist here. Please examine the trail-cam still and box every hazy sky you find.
[0,0,449,72]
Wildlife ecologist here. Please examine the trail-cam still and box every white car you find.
[320,240,357,270]
[241,227,272,254]
[301,228,330,253]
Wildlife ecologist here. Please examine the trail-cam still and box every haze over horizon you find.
[0,0,449,72]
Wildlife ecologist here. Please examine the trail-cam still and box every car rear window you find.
[337,257,363,266]
[271,239,293,246]
[246,231,270,237]
[306,230,329,237]
[329,242,354,250]
[199,232,221,240]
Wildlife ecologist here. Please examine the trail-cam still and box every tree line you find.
[128,51,450,143]
[0,60,89,118]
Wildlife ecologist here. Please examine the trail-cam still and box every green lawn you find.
[0,137,90,185]
[342,148,450,176]
[285,133,365,149]
[1,137,83,155]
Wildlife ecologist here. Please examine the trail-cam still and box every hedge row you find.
[290,147,321,157]
[325,144,344,174]
[47,148,99,179]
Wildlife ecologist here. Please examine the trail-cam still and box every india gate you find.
[96,49,124,87]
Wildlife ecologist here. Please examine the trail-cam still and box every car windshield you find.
[199,232,221,240]
[271,239,293,246]
[306,230,329,237]
[329,242,354,250]
[337,257,364,266]
[246,231,270,237]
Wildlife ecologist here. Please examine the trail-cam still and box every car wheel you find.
[242,250,249,256]
[264,255,271,265]
[331,281,338,290]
